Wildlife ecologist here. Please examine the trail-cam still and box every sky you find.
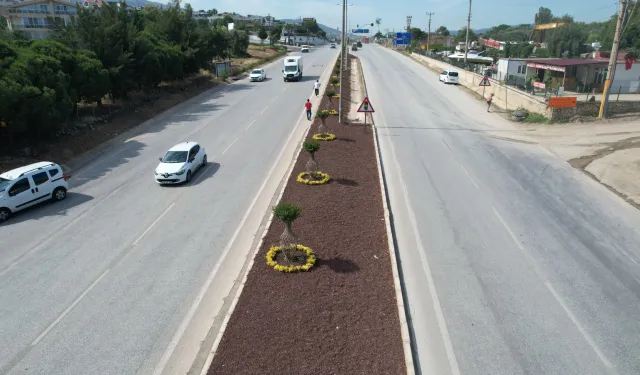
[187,0,619,33]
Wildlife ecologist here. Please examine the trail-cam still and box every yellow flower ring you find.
[266,244,317,273]
[312,133,336,141]
[297,171,331,185]
[331,94,340,99]
[329,110,338,115]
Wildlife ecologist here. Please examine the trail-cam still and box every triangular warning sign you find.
[357,96,375,113]
[479,76,491,87]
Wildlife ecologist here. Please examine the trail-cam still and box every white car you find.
[250,68,267,82]
[155,142,207,185]
[0,162,69,222]
[439,69,459,84]
[330,43,336,48]
[301,45,309,53]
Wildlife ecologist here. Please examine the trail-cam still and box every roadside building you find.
[592,50,640,94]
[496,58,529,85]
[524,59,608,93]
[0,0,77,39]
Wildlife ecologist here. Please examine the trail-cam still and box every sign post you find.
[357,96,375,126]
[479,75,491,99]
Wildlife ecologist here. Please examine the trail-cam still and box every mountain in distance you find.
[279,19,342,36]
[449,27,491,36]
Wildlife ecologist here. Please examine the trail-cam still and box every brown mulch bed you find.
[207,55,406,375]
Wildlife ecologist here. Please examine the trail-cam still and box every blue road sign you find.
[352,28,370,34]
[395,32,411,45]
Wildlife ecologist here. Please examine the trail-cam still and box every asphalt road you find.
[0,47,337,375]
[358,45,640,375]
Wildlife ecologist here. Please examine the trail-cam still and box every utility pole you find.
[464,0,472,63]
[339,0,345,123]
[426,12,435,53]
[599,0,627,119]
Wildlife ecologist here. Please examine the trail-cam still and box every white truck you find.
[282,56,303,82]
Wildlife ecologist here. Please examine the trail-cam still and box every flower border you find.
[312,133,336,141]
[328,109,338,116]
[297,171,331,185]
[266,244,317,273]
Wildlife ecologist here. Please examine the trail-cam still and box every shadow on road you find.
[0,192,94,226]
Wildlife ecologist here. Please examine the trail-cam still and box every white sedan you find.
[155,142,207,185]
[249,69,267,82]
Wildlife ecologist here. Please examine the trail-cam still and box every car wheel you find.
[0,208,11,222]
[186,170,192,183]
[202,154,207,166]
[52,187,67,201]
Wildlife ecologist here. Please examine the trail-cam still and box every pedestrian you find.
[314,80,321,97]
[305,99,312,120]
[487,93,495,112]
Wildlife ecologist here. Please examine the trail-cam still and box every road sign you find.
[357,97,375,113]
[395,32,411,45]
[479,76,491,86]
[352,28,370,34]
[549,97,577,108]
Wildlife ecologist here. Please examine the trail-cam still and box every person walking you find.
[486,93,495,112]
[314,80,321,97]
[305,99,312,120]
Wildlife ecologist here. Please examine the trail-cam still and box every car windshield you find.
[449,72,459,77]
[284,66,298,72]
[251,69,262,74]
[162,151,188,163]
[0,177,11,194]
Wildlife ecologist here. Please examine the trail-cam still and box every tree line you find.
[0,0,252,148]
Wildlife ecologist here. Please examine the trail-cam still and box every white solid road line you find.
[132,203,175,246]
[245,119,256,131]
[441,138,479,189]
[260,106,268,115]
[31,269,110,347]
[221,138,239,155]
[271,95,279,102]
[381,107,461,375]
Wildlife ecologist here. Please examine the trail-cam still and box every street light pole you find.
[464,0,472,63]
[599,0,627,119]
[426,12,434,53]
[339,0,345,123]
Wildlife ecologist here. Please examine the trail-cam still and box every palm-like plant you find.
[326,89,337,107]
[316,110,330,133]
[375,18,382,33]
[273,203,301,257]
[303,141,320,174]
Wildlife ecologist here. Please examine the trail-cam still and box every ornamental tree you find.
[272,203,301,258]
[303,140,320,173]
[315,110,330,133]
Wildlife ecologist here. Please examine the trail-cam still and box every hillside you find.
[280,19,341,36]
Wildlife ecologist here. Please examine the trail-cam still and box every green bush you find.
[273,203,301,223]
[303,140,320,154]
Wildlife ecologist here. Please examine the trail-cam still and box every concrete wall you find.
[546,100,640,120]
[611,63,640,94]
[411,52,548,115]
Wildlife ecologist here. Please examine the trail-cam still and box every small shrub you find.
[316,109,330,119]
[303,140,320,154]
[330,77,339,86]
[273,203,301,224]
[326,89,337,99]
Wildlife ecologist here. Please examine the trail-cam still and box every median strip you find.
[204,54,408,374]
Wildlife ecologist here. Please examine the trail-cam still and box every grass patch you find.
[509,108,550,124]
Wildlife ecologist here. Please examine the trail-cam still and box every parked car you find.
[155,142,207,185]
[0,162,69,222]
[249,68,267,82]
[439,69,459,84]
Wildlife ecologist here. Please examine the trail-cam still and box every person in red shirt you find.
[305,99,312,120]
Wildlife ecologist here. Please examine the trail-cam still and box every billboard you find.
[303,17,315,22]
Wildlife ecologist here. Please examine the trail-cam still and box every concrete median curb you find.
[357,56,417,375]
[197,51,341,375]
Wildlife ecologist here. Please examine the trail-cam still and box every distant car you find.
[301,45,310,53]
[357,41,362,48]
[330,43,336,48]
[351,43,358,51]
[250,68,267,82]
[0,162,69,222]
[439,69,459,84]
[155,142,207,185]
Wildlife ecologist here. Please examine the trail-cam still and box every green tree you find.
[375,18,382,32]
[269,26,282,45]
[436,26,450,36]
[546,23,587,57]
[535,7,553,24]
[258,26,268,44]
[455,27,476,42]
[229,29,249,57]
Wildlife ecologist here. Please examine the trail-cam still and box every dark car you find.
[357,41,362,48]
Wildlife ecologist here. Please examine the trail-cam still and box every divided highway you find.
[359,45,640,375]
[0,47,338,375]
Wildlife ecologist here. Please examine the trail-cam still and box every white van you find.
[0,162,69,222]
[439,69,459,84]
[283,56,303,82]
